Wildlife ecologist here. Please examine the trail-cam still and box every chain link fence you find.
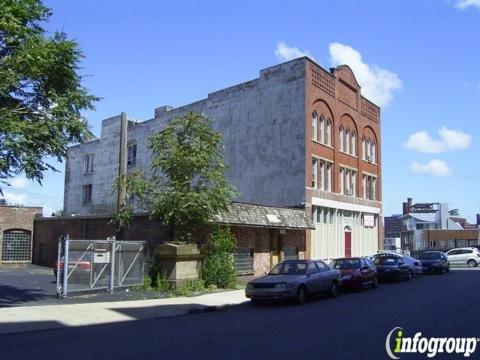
[56,236,146,298]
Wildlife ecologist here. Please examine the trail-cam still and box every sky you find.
[3,0,480,221]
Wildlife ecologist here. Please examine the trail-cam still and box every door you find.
[270,231,280,267]
[344,231,352,258]
[446,250,460,265]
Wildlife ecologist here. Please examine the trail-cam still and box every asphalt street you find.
[0,269,479,360]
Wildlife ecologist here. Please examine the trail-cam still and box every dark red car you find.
[330,257,378,290]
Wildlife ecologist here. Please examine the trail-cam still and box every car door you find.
[305,262,321,293]
[316,261,331,291]
[447,250,460,265]
[359,258,372,285]
[397,257,409,278]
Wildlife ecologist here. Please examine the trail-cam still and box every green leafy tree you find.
[113,111,237,243]
[0,0,98,189]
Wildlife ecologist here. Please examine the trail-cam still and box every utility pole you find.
[117,112,128,213]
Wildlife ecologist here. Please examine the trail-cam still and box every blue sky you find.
[4,0,480,221]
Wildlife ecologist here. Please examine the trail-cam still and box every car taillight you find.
[79,262,91,270]
[54,261,64,269]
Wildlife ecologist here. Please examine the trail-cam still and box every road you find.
[0,269,479,359]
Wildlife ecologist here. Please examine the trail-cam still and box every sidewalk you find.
[0,289,249,335]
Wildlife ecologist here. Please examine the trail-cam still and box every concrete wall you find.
[64,59,307,215]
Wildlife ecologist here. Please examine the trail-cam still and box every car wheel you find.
[446,266,450,273]
[408,270,413,280]
[467,259,477,268]
[395,272,400,282]
[372,276,378,289]
[329,281,339,298]
[296,286,307,305]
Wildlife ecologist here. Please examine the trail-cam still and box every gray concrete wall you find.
[64,58,307,215]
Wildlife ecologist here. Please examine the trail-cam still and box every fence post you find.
[56,235,63,298]
[109,237,116,293]
[62,234,70,298]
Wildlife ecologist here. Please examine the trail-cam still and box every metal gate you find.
[56,235,146,298]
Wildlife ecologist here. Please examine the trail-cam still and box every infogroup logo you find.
[385,327,479,359]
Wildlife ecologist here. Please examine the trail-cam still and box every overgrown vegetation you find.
[201,226,237,289]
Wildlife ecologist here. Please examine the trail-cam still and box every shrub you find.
[201,226,237,289]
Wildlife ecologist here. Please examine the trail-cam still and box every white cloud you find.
[405,126,471,153]
[456,0,480,10]
[329,42,402,107]
[3,191,27,205]
[10,177,28,189]
[410,160,452,177]
[275,42,315,62]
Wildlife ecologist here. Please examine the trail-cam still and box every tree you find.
[0,0,98,190]
[113,111,237,243]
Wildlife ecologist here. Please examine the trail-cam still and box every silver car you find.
[245,260,342,305]
[402,256,423,277]
[446,247,480,267]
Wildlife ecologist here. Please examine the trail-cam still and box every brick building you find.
[0,204,42,263]
[63,57,382,261]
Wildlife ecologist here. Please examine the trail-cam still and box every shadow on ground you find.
[0,285,53,308]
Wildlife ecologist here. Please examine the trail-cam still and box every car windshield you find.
[269,262,307,275]
[373,256,399,265]
[420,252,441,260]
[331,259,361,269]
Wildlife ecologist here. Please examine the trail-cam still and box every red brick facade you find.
[305,62,382,259]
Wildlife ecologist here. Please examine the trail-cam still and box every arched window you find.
[351,132,356,156]
[319,116,324,144]
[339,127,344,151]
[366,139,371,161]
[371,141,376,163]
[326,119,332,146]
[312,112,318,141]
[345,129,350,153]
[362,137,366,160]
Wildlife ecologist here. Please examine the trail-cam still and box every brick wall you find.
[0,205,42,263]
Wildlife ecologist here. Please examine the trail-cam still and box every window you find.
[127,142,137,166]
[312,158,318,188]
[345,129,350,153]
[83,184,92,204]
[340,167,356,196]
[319,117,324,144]
[307,262,318,274]
[363,138,376,163]
[326,119,332,146]
[363,174,376,200]
[84,153,94,174]
[314,206,334,224]
[351,132,356,156]
[311,157,332,191]
[312,112,318,141]
[316,261,328,272]
[339,127,344,152]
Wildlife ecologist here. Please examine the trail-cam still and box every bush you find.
[176,279,205,296]
[201,226,237,289]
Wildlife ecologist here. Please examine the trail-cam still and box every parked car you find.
[330,257,378,290]
[245,260,342,305]
[53,251,92,281]
[419,251,450,274]
[446,247,480,267]
[371,253,411,282]
[402,256,423,277]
